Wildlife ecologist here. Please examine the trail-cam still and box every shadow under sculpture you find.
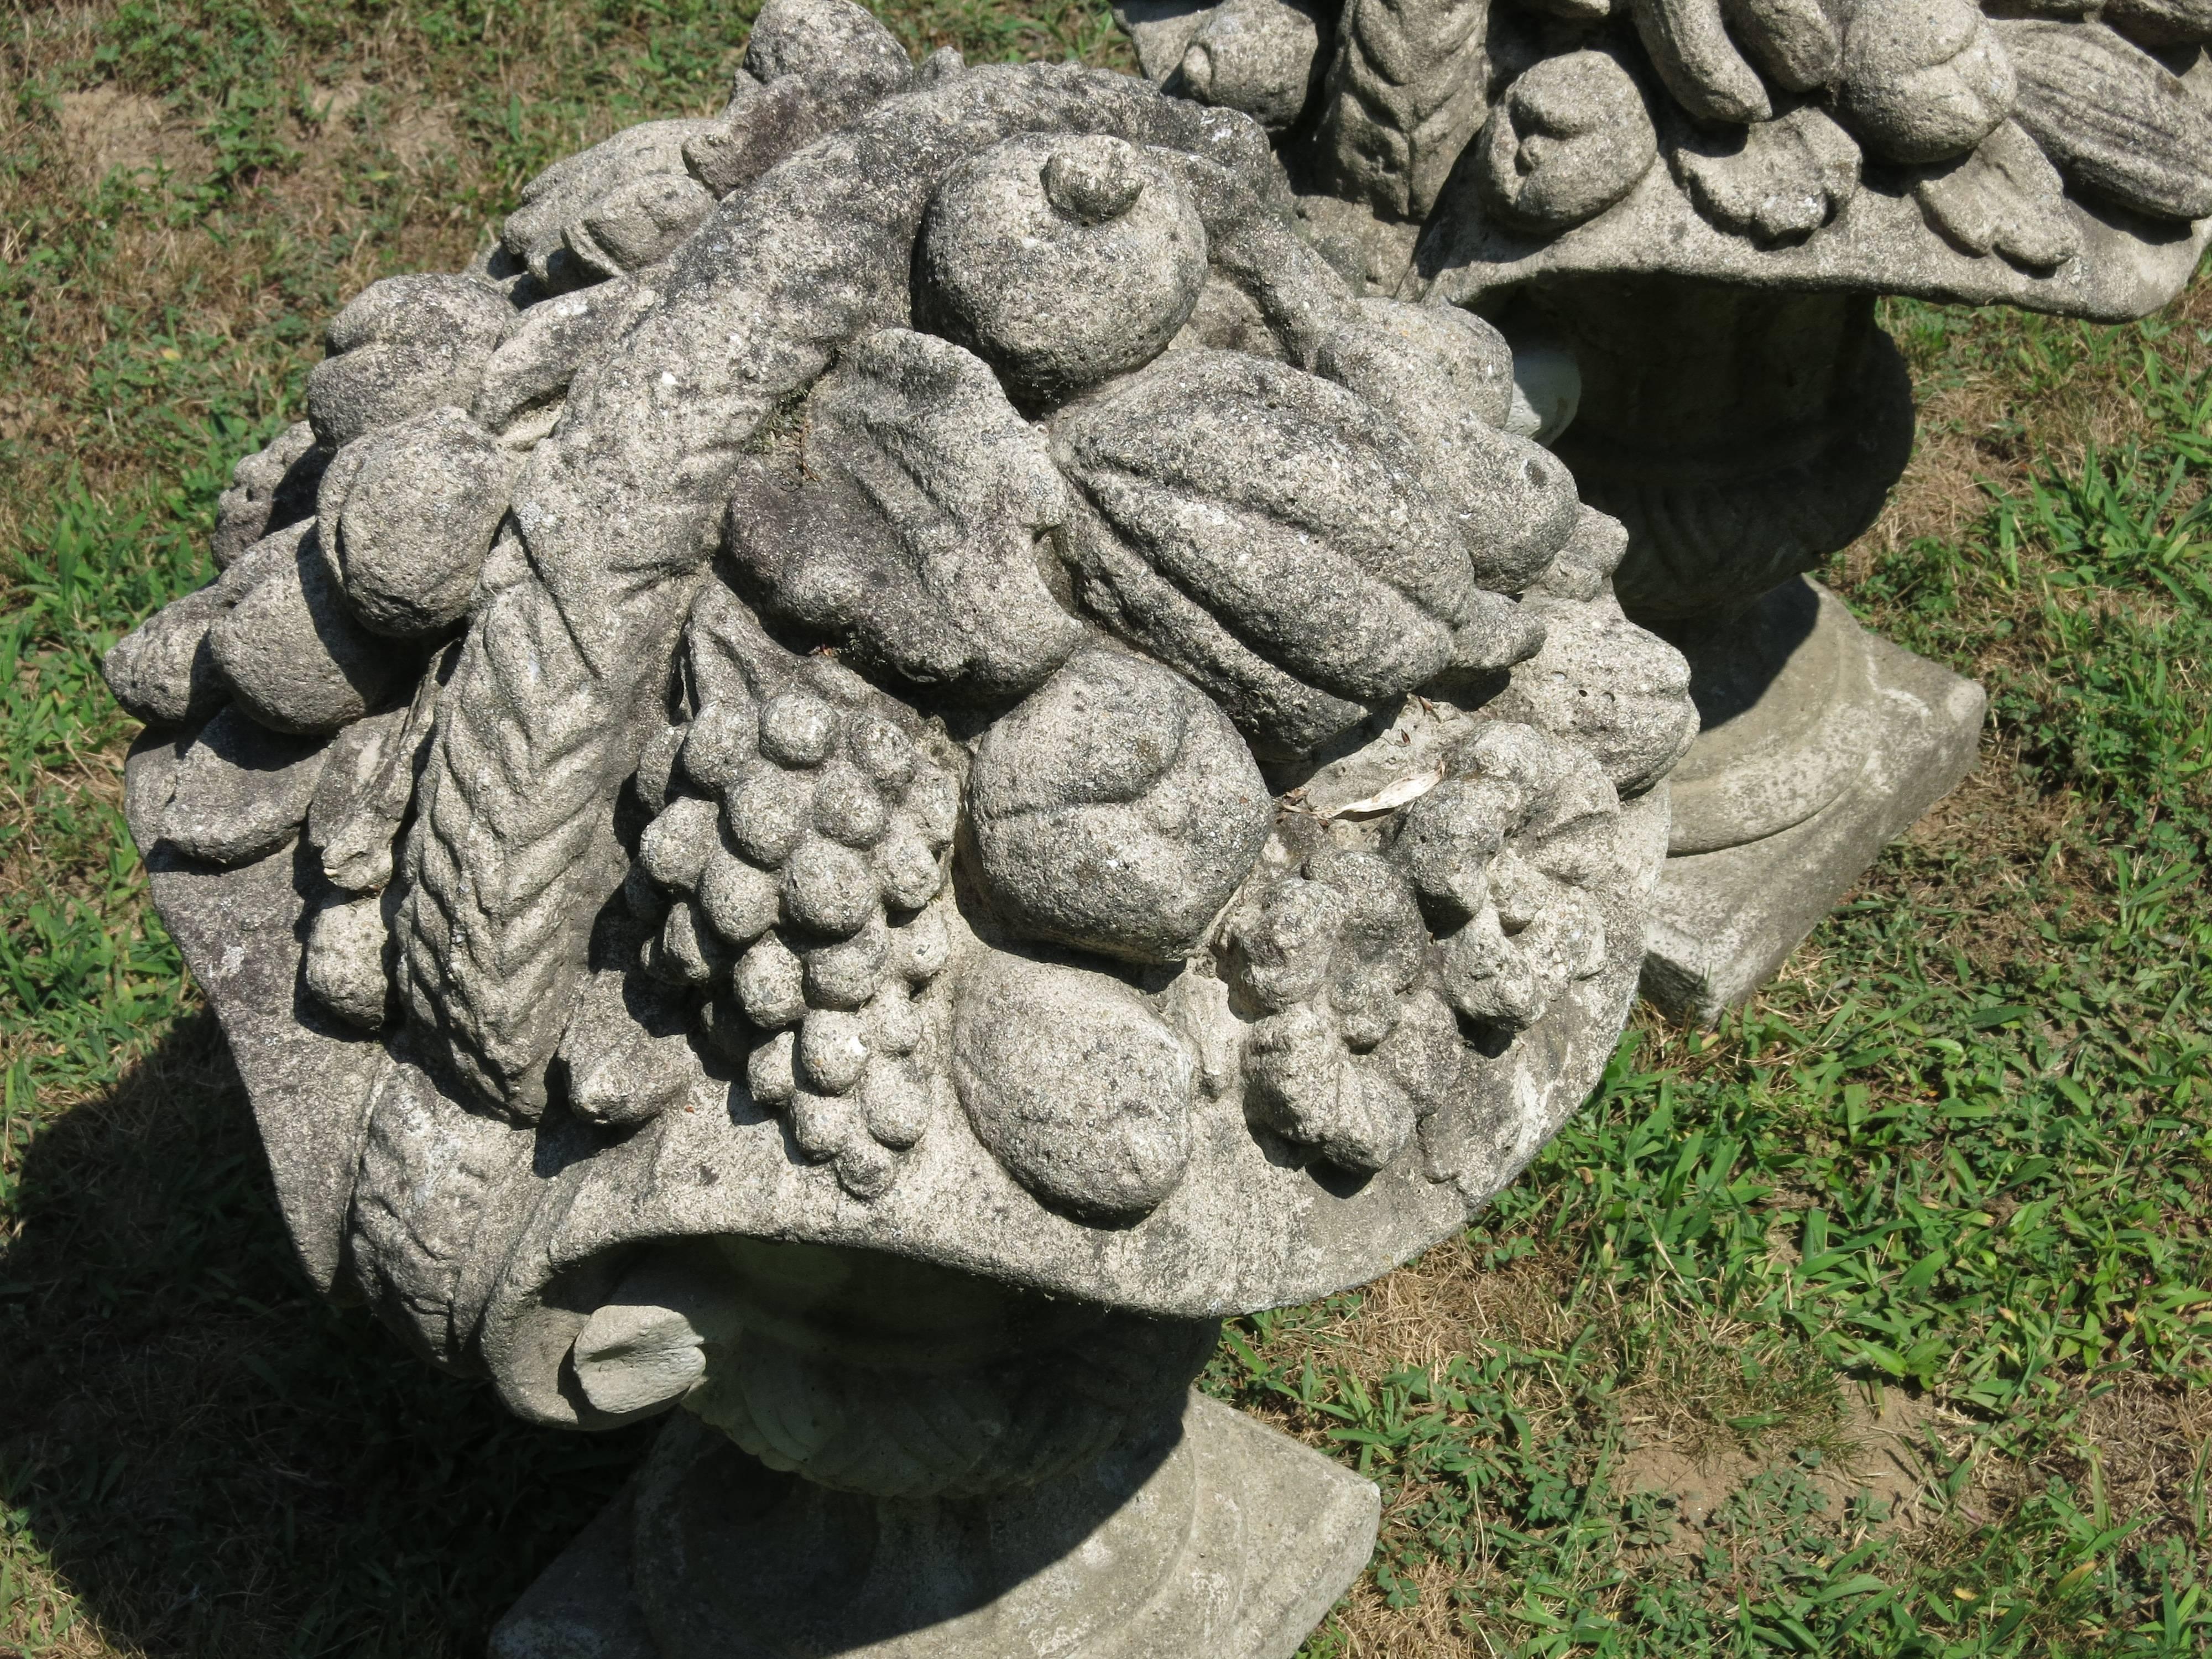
[1121,0,2212,1020]
[103,4,1702,1653]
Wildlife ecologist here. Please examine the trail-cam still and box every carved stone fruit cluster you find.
[1387,722,1621,1034]
[629,604,961,1200]
[1225,846,1464,1173]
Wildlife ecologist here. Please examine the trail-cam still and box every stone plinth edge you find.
[489,1390,1379,1659]
[1641,622,1986,1024]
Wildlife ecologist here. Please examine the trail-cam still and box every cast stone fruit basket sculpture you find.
[103,2,1699,1651]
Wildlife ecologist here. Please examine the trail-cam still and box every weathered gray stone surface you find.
[155,706,328,866]
[1175,0,1327,133]
[1476,48,1656,231]
[207,519,417,734]
[303,889,394,1030]
[1128,0,2212,315]
[917,133,1211,406]
[318,406,516,638]
[212,420,325,568]
[108,23,1702,1658]
[968,650,1272,963]
[102,582,227,728]
[723,327,1083,695]
[307,275,510,448]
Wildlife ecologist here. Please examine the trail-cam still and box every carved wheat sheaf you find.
[1312,0,1489,219]
[399,577,625,1112]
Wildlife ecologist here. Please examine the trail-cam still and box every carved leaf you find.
[1914,118,2080,270]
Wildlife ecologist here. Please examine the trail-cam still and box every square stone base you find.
[489,1391,1378,1659]
[1641,632,1985,1024]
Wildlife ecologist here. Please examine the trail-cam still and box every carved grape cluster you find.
[1224,846,1464,1174]
[629,651,960,1197]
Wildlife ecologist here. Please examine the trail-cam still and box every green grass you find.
[2,1,2209,1655]
[1201,302,2212,1656]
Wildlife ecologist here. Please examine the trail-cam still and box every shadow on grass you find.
[0,1010,653,1658]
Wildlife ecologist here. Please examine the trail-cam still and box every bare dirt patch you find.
[2027,1379,2212,1540]
[55,86,210,184]
[381,101,460,172]
[1618,1384,1962,1537]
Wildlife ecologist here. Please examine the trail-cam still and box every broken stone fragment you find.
[1476,49,1658,232]
[1997,19,2212,222]
[318,406,516,638]
[952,952,1195,1223]
[1914,118,2080,270]
[208,520,418,735]
[306,646,449,894]
[1671,103,1861,247]
[305,275,512,449]
[212,421,327,568]
[305,705,412,894]
[682,77,838,199]
[159,705,328,866]
[302,890,393,1030]
[915,133,1209,408]
[1838,0,2015,164]
[1527,504,1629,605]
[967,650,1273,963]
[102,583,227,728]
[554,967,703,1127]
[1175,0,1327,132]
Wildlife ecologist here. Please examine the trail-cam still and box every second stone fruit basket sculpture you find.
[104,3,1697,1651]
[1118,0,2212,1024]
